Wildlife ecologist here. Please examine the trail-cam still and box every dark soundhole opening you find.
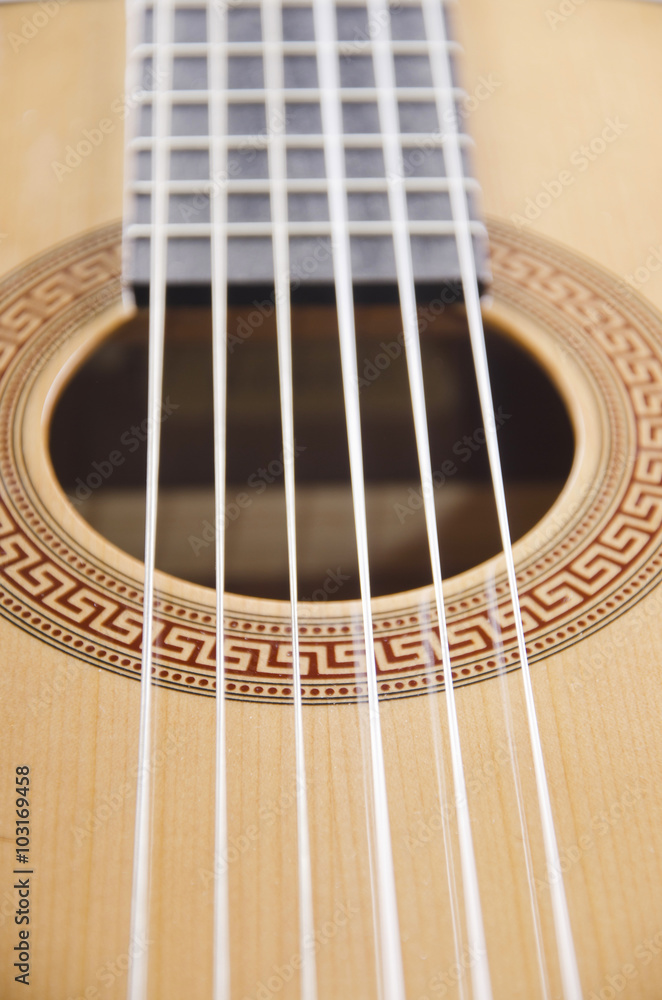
[50,301,574,600]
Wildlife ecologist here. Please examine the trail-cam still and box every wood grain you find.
[1,1,662,997]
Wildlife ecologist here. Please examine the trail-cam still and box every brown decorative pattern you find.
[1,221,661,702]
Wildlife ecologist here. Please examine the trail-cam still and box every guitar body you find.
[2,1,662,998]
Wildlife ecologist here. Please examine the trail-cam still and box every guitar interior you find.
[50,300,573,600]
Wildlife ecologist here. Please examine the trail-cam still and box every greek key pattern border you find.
[0,221,661,701]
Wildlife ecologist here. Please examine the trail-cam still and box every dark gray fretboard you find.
[123,1,490,298]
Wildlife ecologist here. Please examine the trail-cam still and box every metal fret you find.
[130,87,467,103]
[129,131,477,147]
[131,39,462,55]
[124,1,489,293]
[127,220,486,236]
[129,176,481,192]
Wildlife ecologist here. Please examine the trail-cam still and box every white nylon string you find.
[421,1,582,996]
[428,686,469,1000]
[208,0,231,997]
[367,3,492,996]
[126,0,173,996]
[312,3,405,998]
[485,570,551,1000]
[261,3,318,998]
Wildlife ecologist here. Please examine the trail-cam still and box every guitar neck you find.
[122,0,490,303]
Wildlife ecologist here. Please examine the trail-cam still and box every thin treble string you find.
[126,0,173,995]
[261,3,318,997]
[425,619,469,1000]
[485,568,551,1000]
[366,2,492,996]
[208,0,230,996]
[421,2,583,996]
[312,2,405,998]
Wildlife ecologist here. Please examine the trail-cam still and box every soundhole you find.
[50,301,573,600]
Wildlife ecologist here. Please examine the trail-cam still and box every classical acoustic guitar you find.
[2,0,662,998]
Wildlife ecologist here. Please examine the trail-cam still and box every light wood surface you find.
[1,1,662,998]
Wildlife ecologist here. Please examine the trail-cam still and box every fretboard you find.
[123,0,490,300]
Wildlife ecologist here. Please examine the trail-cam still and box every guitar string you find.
[312,1,406,996]
[121,4,577,996]
[354,671,386,1000]
[261,3,318,997]
[485,568,552,1000]
[419,595,469,1000]
[421,1,583,996]
[367,3,492,996]
[208,0,231,997]
[126,0,173,995]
